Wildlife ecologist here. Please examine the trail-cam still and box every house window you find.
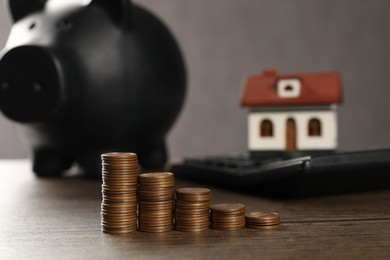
[260,119,273,137]
[308,118,321,136]
[277,79,301,98]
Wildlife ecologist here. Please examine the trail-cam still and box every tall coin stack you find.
[101,152,139,234]
[174,188,211,232]
[210,203,246,231]
[138,172,175,233]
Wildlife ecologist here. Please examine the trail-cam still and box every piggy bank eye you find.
[57,19,73,31]
[29,22,36,30]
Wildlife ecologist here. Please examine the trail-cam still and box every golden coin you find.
[175,201,210,209]
[210,203,246,213]
[175,220,210,226]
[138,220,173,226]
[102,185,138,191]
[174,208,209,214]
[176,187,211,195]
[245,211,280,221]
[138,209,173,215]
[175,188,212,202]
[140,200,173,205]
[101,168,139,173]
[101,213,137,219]
[102,170,138,176]
[139,172,173,179]
[139,197,174,203]
[101,165,139,170]
[101,218,137,224]
[102,181,138,186]
[101,152,137,158]
[101,161,139,166]
[102,219,137,225]
[139,205,173,210]
[102,183,138,188]
[102,170,138,175]
[210,214,245,219]
[102,201,137,206]
[101,217,137,223]
[101,209,136,215]
[102,195,137,200]
[101,202,137,209]
[138,189,174,195]
[138,183,175,188]
[174,214,210,221]
[175,220,209,226]
[101,185,137,193]
[101,206,137,213]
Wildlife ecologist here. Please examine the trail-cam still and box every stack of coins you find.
[210,203,246,231]
[174,188,211,232]
[245,211,280,228]
[100,152,139,234]
[138,172,175,233]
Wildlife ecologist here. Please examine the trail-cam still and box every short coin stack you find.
[101,152,139,234]
[245,211,280,228]
[210,203,246,231]
[138,172,175,233]
[174,188,211,232]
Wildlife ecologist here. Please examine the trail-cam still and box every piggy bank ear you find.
[90,0,132,29]
[8,0,47,22]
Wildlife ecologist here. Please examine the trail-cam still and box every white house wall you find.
[248,110,337,151]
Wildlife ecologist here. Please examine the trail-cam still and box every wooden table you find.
[1,160,390,259]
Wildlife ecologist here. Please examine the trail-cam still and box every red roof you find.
[240,70,342,107]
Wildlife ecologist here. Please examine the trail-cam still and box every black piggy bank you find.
[0,0,186,177]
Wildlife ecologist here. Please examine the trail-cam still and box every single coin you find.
[175,201,210,209]
[138,182,175,188]
[101,219,137,224]
[210,215,245,221]
[101,152,137,158]
[138,172,174,184]
[139,197,175,203]
[102,220,137,225]
[175,216,209,222]
[138,212,173,218]
[175,188,212,201]
[175,187,211,196]
[245,211,280,221]
[101,164,139,169]
[174,208,210,215]
[210,203,246,213]
[101,185,137,192]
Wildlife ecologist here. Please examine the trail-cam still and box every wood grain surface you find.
[1,160,390,259]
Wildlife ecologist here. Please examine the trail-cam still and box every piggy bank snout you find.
[0,46,63,122]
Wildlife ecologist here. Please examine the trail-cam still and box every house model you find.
[240,69,342,157]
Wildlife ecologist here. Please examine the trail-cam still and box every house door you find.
[286,118,296,152]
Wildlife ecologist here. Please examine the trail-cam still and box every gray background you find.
[0,0,390,159]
